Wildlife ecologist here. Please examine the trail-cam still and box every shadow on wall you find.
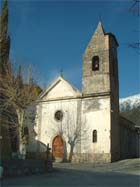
[25,104,53,160]
[9,104,52,161]
[120,116,140,159]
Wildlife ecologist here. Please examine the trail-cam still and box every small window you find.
[93,130,97,143]
[92,56,99,71]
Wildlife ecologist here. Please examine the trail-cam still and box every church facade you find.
[27,22,139,163]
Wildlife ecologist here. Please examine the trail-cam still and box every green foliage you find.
[1,0,8,37]
[0,0,10,74]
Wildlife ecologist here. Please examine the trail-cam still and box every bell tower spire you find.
[94,21,105,35]
[82,22,119,98]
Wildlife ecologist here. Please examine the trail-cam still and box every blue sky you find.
[0,0,139,98]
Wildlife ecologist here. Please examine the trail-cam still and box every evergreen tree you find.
[0,0,10,75]
[0,0,11,159]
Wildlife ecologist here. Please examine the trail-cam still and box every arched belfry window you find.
[93,130,97,143]
[92,56,99,71]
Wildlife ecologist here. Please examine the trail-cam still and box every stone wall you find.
[82,22,120,163]
[2,159,52,177]
[109,33,120,162]
[72,153,111,163]
[82,22,111,96]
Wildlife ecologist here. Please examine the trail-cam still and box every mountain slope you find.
[119,94,140,126]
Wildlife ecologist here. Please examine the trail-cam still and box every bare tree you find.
[0,64,41,158]
[129,0,140,16]
[65,112,88,162]
[128,0,140,51]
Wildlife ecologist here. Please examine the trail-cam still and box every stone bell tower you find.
[82,22,120,161]
[82,21,119,99]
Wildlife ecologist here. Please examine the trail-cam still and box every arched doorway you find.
[52,135,64,162]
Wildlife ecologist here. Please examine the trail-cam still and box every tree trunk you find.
[16,109,26,159]
[68,142,74,162]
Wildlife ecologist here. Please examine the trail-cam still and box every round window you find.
[55,110,63,121]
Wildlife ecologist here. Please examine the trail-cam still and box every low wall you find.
[2,159,52,177]
[72,153,111,163]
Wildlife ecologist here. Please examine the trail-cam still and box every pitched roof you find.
[39,75,81,101]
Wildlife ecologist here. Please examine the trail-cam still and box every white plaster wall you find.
[42,80,80,101]
[35,99,81,155]
[26,104,46,152]
[28,96,111,157]
[25,105,38,152]
[81,97,111,154]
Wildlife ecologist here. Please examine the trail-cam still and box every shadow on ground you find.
[1,165,140,187]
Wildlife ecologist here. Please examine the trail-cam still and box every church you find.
[27,22,140,163]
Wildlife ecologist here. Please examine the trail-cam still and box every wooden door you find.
[52,136,64,161]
